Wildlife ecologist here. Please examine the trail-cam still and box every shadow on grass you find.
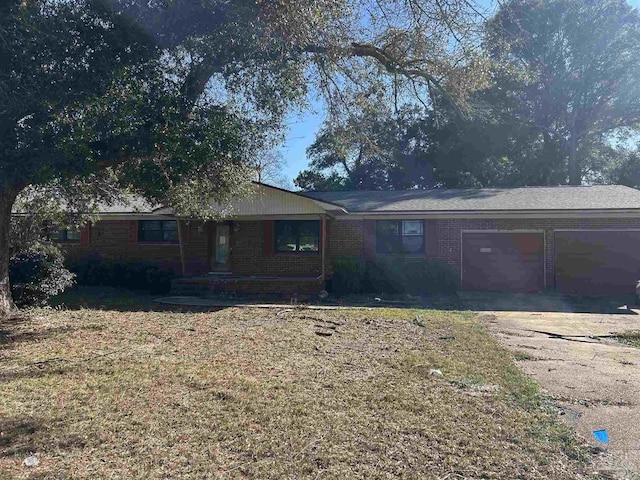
[331,291,639,315]
[0,322,102,353]
[47,286,639,316]
[49,286,226,313]
[0,418,41,458]
[451,291,639,315]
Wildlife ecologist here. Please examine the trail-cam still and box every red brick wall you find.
[63,216,640,291]
[63,219,210,275]
[326,219,365,257]
[230,221,322,276]
[429,217,640,288]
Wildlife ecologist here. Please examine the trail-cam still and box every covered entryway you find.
[554,230,640,294]
[462,231,545,293]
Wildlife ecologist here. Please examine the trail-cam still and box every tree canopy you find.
[296,0,640,190]
[0,0,489,313]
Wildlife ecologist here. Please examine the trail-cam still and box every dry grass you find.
[618,331,640,349]
[0,299,593,479]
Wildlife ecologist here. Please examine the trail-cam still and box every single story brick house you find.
[59,183,640,295]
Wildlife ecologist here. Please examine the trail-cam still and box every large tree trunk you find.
[567,115,581,185]
[0,188,17,318]
[568,139,581,185]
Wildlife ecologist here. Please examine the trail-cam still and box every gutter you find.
[333,209,640,220]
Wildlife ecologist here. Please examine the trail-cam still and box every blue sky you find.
[277,0,640,187]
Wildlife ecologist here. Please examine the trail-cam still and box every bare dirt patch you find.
[0,305,593,479]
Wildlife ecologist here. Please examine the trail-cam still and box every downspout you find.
[321,214,327,281]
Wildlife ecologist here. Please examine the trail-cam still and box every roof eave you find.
[344,208,640,219]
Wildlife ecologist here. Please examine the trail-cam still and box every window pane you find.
[402,220,423,236]
[376,221,401,253]
[141,230,163,242]
[162,221,177,231]
[376,221,400,236]
[298,235,319,252]
[141,221,161,231]
[275,220,320,252]
[275,222,297,251]
[66,229,81,241]
[402,236,423,253]
[163,230,178,241]
[297,221,319,236]
[50,230,65,241]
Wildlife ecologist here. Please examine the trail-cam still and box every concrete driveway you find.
[481,310,640,478]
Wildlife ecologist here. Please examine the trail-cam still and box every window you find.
[50,229,81,242]
[138,220,178,243]
[275,220,320,252]
[376,220,424,254]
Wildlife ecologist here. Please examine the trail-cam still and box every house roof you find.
[15,184,640,218]
[301,185,640,213]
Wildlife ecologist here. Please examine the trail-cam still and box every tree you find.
[485,0,640,185]
[295,105,435,190]
[0,0,488,316]
[313,0,640,190]
[250,151,292,190]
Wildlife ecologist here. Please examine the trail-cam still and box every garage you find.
[554,230,640,295]
[462,231,545,293]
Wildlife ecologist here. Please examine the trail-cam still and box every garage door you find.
[462,232,545,292]
[554,230,640,295]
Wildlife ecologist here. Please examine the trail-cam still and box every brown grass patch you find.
[0,304,592,478]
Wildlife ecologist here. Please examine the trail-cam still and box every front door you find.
[212,224,231,271]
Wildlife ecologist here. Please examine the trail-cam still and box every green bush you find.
[69,257,174,295]
[331,256,459,296]
[364,257,460,295]
[329,256,365,294]
[10,244,76,307]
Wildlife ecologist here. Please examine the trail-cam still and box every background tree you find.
[295,105,435,190]
[482,0,640,185]
[300,0,640,191]
[250,151,292,190]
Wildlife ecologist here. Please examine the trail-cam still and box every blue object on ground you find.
[593,430,609,443]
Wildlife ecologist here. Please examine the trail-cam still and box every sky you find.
[277,0,640,188]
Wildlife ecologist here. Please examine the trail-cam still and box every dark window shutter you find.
[129,221,138,244]
[182,221,190,243]
[324,219,330,252]
[263,220,274,256]
[363,220,376,259]
[80,224,91,245]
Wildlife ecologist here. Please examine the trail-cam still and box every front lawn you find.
[0,302,591,478]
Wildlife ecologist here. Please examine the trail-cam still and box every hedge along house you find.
[60,183,640,295]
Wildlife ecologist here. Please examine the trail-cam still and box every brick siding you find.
[64,219,210,275]
[63,216,640,293]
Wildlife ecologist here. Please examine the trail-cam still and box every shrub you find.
[68,257,174,295]
[363,257,460,296]
[10,244,76,307]
[329,256,365,294]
